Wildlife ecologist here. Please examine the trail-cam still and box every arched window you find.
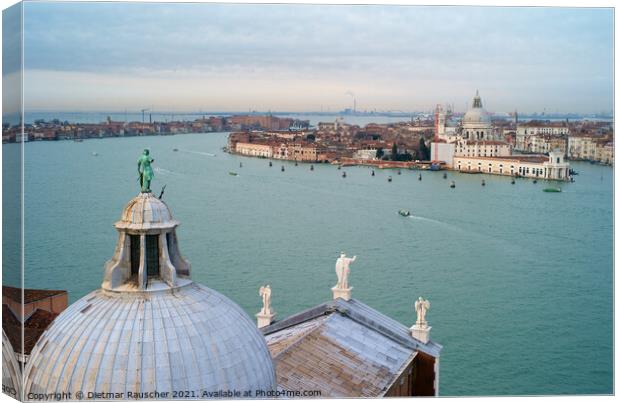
[129,234,159,277]
[145,235,159,276]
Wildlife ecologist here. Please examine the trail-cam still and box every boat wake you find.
[407,215,463,232]
[179,149,216,157]
[153,167,180,176]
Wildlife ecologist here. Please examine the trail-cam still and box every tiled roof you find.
[262,298,441,397]
[3,285,67,304]
[2,305,58,355]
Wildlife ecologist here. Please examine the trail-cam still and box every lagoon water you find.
[2,131,613,395]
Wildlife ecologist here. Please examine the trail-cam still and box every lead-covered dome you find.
[2,330,21,400]
[24,186,276,399]
[462,90,491,125]
[117,192,178,230]
[24,283,276,397]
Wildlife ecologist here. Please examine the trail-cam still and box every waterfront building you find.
[353,148,378,160]
[454,150,570,180]
[235,141,274,158]
[454,140,512,158]
[515,121,569,154]
[568,134,614,164]
[24,191,277,398]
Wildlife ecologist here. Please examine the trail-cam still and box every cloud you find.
[18,3,614,113]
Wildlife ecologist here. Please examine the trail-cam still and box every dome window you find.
[145,235,160,276]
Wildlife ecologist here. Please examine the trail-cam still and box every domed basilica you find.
[461,90,494,141]
[24,187,276,398]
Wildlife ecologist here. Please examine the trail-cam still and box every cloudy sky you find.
[7,2,615,114]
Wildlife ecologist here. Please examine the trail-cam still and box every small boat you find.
[450,181,455,188]
[443,172,447,179]
[310,165,314,171]
[74,139,83,142]
[229,171,238,176]
[398,209,411,217]
[481,179,485,186]
[511,178,515,184]
[371,170,375,176]
[533,179,538,184]
[173,148,178,152]
[543,187,561,193]
[388,176,392,182]
[295,161,298,166]
[281,166,285,172]
[397,170,402,175]
[269,161,273,167]
[92,152,98,156]
[239,162,243,168]
[338,165,342,170]
[418,174,422,181]
[342,171,347,178]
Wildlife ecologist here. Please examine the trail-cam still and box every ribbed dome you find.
[462,90,491,126]
[24,282,276,397]
[2,330,21,400]
[463,108,491,125]
[116,192,178,230]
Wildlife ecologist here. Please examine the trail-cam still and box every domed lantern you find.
[102,191,190,291]
[24,152,276,399]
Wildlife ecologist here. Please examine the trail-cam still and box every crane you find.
[430,104,443,171]
[141,108,150,124]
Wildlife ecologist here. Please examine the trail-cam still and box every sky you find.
[3,2,615,114]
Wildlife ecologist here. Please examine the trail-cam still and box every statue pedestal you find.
[332,286,352,301]
[410,324,431,344]
[256,311,275,328]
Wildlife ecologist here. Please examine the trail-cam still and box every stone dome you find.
[24,186,277,399]
[463,108,491,125]
[116,192,178,231]
[2,330,21,400]
[24,283,276,398]
[462,90,491,126]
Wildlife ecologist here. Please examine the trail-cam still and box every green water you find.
[3,132,613,395]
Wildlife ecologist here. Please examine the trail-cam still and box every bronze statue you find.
[137,149,154,193]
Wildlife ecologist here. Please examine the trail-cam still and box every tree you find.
[419,138,429,160]
[391,142,398,161]
[376,147,384,159]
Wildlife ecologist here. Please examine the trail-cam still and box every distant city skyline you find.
[3,2,614,115]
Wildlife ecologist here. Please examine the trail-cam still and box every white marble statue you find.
[259,285,272,315]
[335,252,356,290]
[415,297,430,327]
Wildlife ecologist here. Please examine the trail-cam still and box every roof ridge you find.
[270,317,327,360]
[334,299,442,357]
[261,301,336,335]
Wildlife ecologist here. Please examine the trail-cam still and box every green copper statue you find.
[137,149,154,193]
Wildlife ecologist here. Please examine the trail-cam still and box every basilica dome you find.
[462,90,491,125]
[24,191,276,399]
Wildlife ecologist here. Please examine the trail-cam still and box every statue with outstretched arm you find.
[137,149,155,193]
[335,253,356,289]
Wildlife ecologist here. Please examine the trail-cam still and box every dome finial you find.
[137,149,154,193]
[472,90,483,109]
